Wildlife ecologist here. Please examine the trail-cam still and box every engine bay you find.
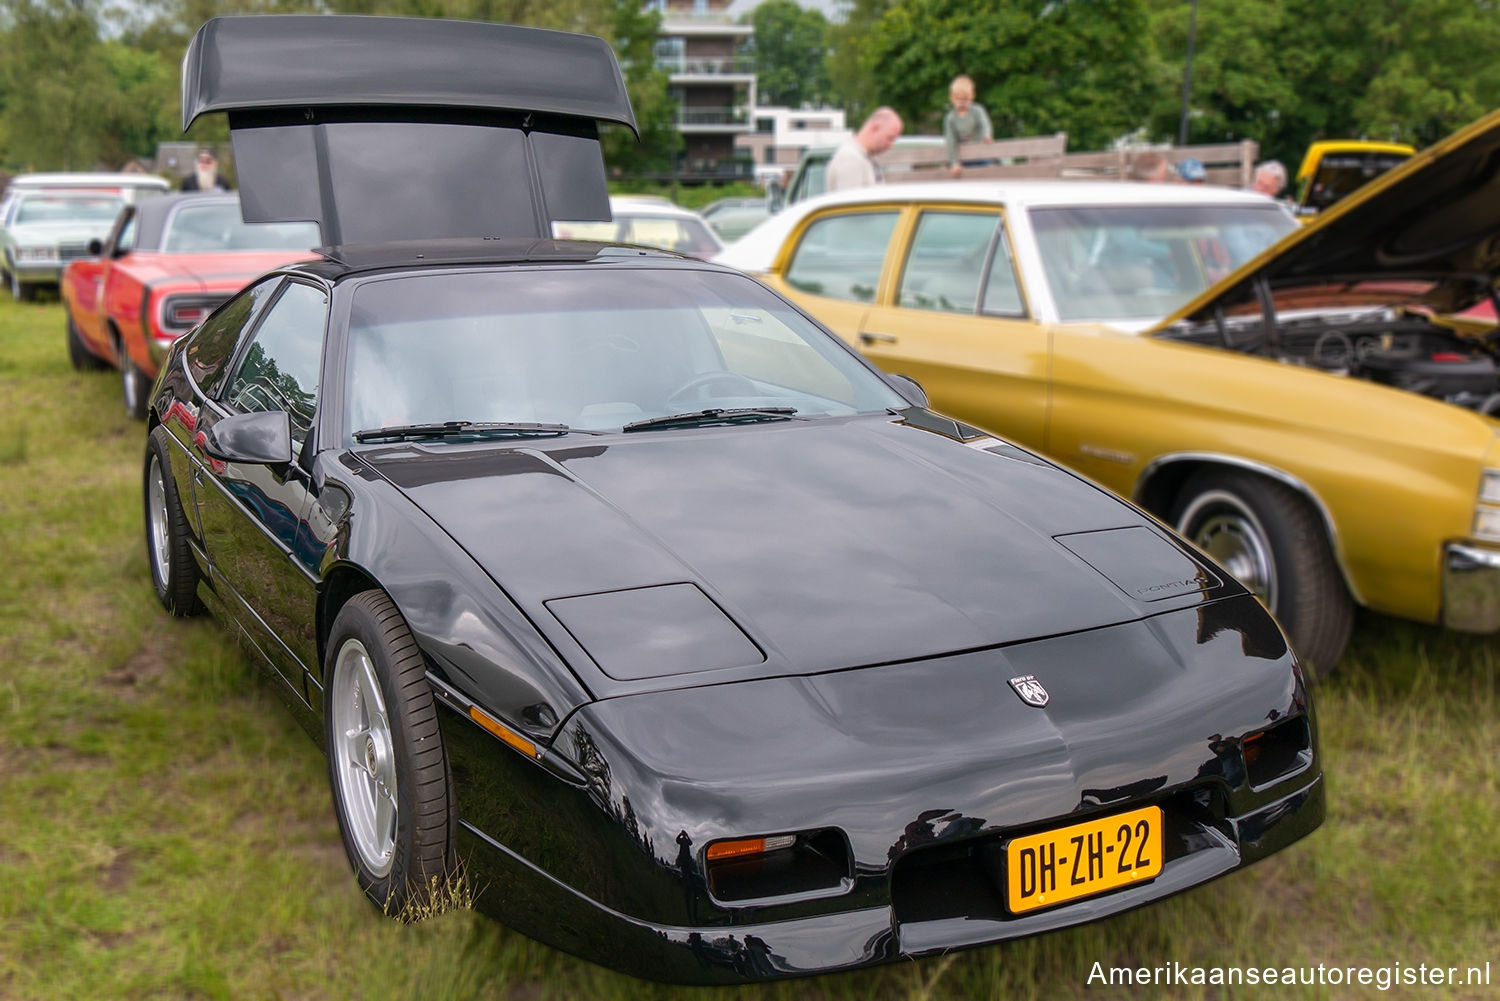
[1163,307,1500,415]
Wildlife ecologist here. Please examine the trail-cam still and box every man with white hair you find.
[826,107,903,193]
[1251,159,1287,197]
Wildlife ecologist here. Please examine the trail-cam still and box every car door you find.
[854,206,1050,451]
[192,279,329,705]
[75,207,136,356]
[774,207,903,346]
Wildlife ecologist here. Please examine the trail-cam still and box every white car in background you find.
[0,172,172,301]
[553,196,723,259]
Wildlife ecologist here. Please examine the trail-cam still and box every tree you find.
[746,0,831,109]
[0,0,116,170]
[1146,0,1500,168]
[826,0,895,123]
[598,0,680,176]
[863,0,1157,150]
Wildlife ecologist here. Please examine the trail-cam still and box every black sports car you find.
[143,15,1323,984]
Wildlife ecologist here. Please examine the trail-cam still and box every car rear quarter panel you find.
[1046,325,1494,622]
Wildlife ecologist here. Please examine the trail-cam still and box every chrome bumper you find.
[1443,543,1500,633]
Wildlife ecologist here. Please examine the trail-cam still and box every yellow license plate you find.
[1005,805,1163,914]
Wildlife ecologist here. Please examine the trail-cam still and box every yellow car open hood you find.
[1151,110,1500,335]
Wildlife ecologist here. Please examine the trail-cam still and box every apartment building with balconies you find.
[649,0,756,181]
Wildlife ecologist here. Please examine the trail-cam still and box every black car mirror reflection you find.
[203,410,293,465]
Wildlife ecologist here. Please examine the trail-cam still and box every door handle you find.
[860,331,898,345]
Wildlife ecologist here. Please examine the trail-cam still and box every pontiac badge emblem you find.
[1008,674,1050,708]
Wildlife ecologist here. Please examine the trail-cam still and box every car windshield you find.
[1030,204,1297,322]
[553,214,723,258]
[14,194,123,224]
[344,267,905,441]
[1303,153,1411,213]
[162,202,320,252]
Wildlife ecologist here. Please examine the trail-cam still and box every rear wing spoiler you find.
[182,15,637,246]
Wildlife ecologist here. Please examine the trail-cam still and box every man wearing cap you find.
[1177,158,1206,184]
[180,149,232,191]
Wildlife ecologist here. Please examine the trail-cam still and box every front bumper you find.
[1443,542,1500,632]
[7,259,62,285]
[458,774,1324,984]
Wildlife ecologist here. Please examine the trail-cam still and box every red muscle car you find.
[62,192,318,417]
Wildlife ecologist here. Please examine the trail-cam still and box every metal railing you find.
[676,107,751,127]
[656,56,755,75]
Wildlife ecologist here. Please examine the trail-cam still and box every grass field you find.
[0,293,1495,1000]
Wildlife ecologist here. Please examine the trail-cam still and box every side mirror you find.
[888,373,929,409]
[87,238,104,256]
[202,411,293,465]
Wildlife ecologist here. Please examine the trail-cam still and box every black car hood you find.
[359,414,1233,698]
[1156,109,1500,329]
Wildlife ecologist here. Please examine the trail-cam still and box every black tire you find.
[324,590,455,916]
[121,344,151,420]
[144,426,203,616]
[66,312,108,371]
[9,267,34,302]
[1171,468,1353,677]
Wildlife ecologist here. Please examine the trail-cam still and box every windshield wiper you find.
[622,407,802,433]
[353,420,582,442]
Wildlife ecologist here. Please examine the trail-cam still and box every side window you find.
[897,211,999,314]
[784,211,898,303]
[185,277,283,395]
[222,282,328,444]
[109,210,137,255]
[981,226,1026,317]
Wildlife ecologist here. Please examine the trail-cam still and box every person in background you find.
[943,75,993,178]
[1251,159,1287,197]
[180,149,231,191]
[1129,150,1170,182]
[826,108,903,193]
[1177,157,1207,184]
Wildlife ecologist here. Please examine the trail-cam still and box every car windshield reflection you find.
[344,268,905,442]
[1030,204,1297,322]
[163,202,320,253]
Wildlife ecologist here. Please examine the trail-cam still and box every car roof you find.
[716,179,1278,272]
[7,172,171,192]
[1295,140,1416,182]
[607,196,708,220]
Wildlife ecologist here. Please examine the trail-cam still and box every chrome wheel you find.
[331,639,398,878]
[147,454,170,592]
[122,352,139,415]
[1176,488,1278,608]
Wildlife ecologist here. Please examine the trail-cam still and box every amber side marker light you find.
[469,706,538,758]
[706,834,797,861]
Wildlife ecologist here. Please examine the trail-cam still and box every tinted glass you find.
[1304,153,1412,212]
[224,282,328,443]
[344,268,905,440]
[1030,205,1296,322]
[784,212,899,304]
[162,202,319,253]
[185,278,283,394]
[898,212,999,314]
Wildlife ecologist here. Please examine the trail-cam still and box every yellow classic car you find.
[717,111,1500,672]
[1294,139,1415,220]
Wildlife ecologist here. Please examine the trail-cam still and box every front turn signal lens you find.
[706,834,797,861]
[468,706,538,758]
